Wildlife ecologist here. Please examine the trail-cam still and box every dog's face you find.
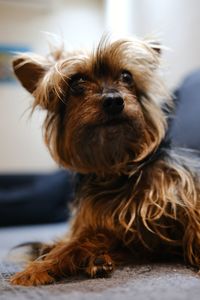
[13,38,170,175]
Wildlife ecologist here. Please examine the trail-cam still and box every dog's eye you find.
[69,73,88,95]
[120,70,133,85]
[70,73,87,84]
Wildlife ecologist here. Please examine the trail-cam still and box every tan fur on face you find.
[13,37,171,175]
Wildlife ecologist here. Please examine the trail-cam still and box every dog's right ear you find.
[12,54,49,94]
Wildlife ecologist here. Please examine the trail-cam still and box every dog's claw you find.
[86,254,114,278]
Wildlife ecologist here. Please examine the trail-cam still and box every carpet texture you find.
[1,262,200,300]
[1,224,200,300]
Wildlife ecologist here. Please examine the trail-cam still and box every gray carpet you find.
[1,224,200,300]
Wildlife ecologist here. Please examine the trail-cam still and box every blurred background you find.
[0,0,200,173]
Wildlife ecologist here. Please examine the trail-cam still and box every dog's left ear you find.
[149,41,162,55]
[12,54,49,94]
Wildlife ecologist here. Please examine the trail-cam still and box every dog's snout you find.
[103,93,124,114]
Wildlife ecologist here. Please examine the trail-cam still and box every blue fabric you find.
[170,69,200,150]
[0,170,74,226]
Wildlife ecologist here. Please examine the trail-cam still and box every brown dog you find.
[10,37,200,286]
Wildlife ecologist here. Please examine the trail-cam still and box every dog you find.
[10,36,200,286]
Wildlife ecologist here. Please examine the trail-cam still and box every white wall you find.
[0,0,104,172]
[105,0,200,88]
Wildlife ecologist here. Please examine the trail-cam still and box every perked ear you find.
[12,54,48,94]
[149,41,162,55]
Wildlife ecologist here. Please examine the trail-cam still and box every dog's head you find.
[13,37,170,175]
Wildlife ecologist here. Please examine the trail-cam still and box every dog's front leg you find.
[10,229,120,285]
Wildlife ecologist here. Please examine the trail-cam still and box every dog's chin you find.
[84,119,132,147]
[69,120,143,175]
[88,117,143,146]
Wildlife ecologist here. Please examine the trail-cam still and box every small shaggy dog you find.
[10,37,200,286]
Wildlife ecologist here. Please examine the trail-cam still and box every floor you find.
[1,223,200,300]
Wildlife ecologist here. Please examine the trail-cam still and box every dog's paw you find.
[86,253,114,278]
[10,270,54,286]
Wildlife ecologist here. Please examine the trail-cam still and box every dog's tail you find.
[7,242,54,263]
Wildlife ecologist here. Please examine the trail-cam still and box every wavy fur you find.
[10,37,200,286]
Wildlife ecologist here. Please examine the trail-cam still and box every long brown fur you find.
[10,36,200,286]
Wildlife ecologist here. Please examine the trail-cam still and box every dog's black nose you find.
[103,93,124,114]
